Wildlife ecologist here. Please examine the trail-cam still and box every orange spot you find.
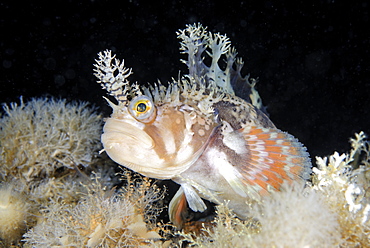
[265,146,283,153]
[260,170,284,189]
[269,165,289,179]
[253,177,269,191]
[289,164,303,175]
[248,128,264,135]
[268,152,287,161]
[281,141,292,146]
[269,160,285,167]
[291,157,305,164]
[264,140,277,146]
[257,133,271,140]
[276,133,286,139]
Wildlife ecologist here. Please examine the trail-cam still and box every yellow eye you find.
[136,102,147,112]
[128,95,156,123]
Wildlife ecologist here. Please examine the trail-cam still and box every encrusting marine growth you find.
[0,97,102,182]
[0,97,117,246]
[0,184,30,245]
[22,174,165,247]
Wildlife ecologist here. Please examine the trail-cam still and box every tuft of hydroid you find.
[0,184,31,245]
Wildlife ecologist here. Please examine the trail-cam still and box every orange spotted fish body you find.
[94,24,311,227]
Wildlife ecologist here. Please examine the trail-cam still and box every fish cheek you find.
[142,125,168,159]
[167,111,188,148]
[142,110,187,160]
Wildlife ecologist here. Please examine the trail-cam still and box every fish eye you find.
[136,102,147,112]
[128,95,156,123]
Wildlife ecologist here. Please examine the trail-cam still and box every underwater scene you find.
[1,1,369,247]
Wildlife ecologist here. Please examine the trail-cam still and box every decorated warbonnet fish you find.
[94,24,312,228]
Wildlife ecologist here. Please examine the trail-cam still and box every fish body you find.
[94,24,312,226]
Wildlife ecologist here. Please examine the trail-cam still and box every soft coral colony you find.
[0,23,367,247]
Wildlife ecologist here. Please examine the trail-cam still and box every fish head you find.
[101,91,218,179]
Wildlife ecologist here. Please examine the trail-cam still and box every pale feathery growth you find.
[175,202,259,248]
[176,23,265,111]
[0,97,117,246]
[250,182,341,247]
[0,173,99,246]
[175,182,341,248]
[0,97,102,182]
[27,168,114,206]
[0,183,31,246]
[312,131,370,247]
[93,50,140,104]
[23,173,166,248]
[177,23,234,94]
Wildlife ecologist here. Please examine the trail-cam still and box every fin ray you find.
[222,126,311,196]
[239,126,311,193]
[181,183,207,212]
[168,187,188,229]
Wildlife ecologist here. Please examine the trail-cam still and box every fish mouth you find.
[101,117,159,176]
[102,118,154,149]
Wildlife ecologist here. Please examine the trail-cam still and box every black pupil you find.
[137,102,147,112]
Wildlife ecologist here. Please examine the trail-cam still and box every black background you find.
[1,0,369,160]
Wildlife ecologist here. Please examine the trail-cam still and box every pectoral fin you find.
[181,183,207,212]
[168,184,207,229]
[168,187,187,229]
[219,126,311,197]
[239,127,311,191]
